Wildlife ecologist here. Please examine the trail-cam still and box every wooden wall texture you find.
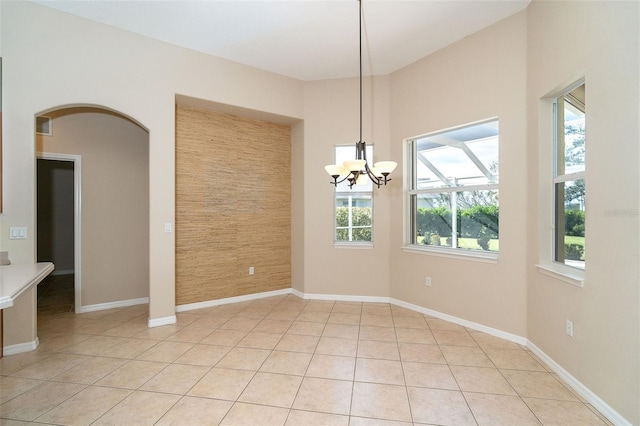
[175,105,291,305]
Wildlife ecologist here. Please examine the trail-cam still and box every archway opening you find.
[35,106,149,314]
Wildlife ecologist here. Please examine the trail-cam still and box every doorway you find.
[36,154,82,313]
[34,107,149,315]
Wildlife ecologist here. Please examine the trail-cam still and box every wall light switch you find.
[566,319,574,338]
[164,223,172,233]
[9,227,27,239]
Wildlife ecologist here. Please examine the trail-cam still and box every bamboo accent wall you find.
[175,105,291,305]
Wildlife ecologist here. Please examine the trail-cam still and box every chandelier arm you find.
[333,174,352,185]
[363,165,382,187]
[329,171,361,187]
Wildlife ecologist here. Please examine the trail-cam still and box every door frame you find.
[37,152,82,313]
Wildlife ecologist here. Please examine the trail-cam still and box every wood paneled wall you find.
[175,105,291,305]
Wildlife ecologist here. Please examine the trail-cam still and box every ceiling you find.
[33,0,530,81]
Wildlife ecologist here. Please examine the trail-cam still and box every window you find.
[554,83,585,270]
[407,119,499,254]
[333,145,373,243]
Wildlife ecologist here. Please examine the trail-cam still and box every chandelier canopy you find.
[324,0,397,189]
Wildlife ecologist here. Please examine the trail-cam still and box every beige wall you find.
[0,1,304,339]
[388,11,529,336]
[301,76,393,297]
[526,1,639,423]
[175,105,291,304]
[1,1,638,422]
[36,108,150,307]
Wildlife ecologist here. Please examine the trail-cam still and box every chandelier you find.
[324,0,397,188]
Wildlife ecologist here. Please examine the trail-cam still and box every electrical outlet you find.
[249,266,255,275]
[566,319,574,337]
[425,276,432,286]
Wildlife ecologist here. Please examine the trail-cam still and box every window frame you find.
[403,118,500,262]
[535,78,586,287]
[552,82,586,271]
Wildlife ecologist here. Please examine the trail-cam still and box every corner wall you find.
[301,76,392,298]
[388,11,529,337]
[526,1,640,423]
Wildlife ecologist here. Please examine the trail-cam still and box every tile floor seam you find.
[469,330,527,404]
[397,342,416,424]
[218,300,299,421]
[459,388,482,425]
[520,395,556,425]
[30,380,90,423]
[344,311,361,420]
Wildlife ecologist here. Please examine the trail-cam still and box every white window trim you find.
[553,170,585,185]
[404,120,500,256]
[537,78,586,286]
[535,263,584,287]
[402,245,498,263]
[334,242,374,249]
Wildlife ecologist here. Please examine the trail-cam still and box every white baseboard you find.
[78,297,149,313]
[148,315,177,328]
[391,298,528,346]
[176,288,292,312]
[527,341,630,426]
[302,291,390,304]
[3,337,39,356]
[290,288,304,299]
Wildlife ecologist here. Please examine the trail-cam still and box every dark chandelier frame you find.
[326,0,395,189]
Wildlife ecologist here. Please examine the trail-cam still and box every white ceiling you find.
[33,0,530,81]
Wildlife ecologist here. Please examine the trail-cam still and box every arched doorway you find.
[35,106,149,314]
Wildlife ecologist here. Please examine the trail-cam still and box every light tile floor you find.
[1,295,612,425]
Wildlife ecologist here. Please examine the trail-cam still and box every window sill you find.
[535,263,584,288]
[334,242,373,249]
[402,245,498,264]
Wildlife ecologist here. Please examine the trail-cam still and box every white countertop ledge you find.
[0,263,55,309]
